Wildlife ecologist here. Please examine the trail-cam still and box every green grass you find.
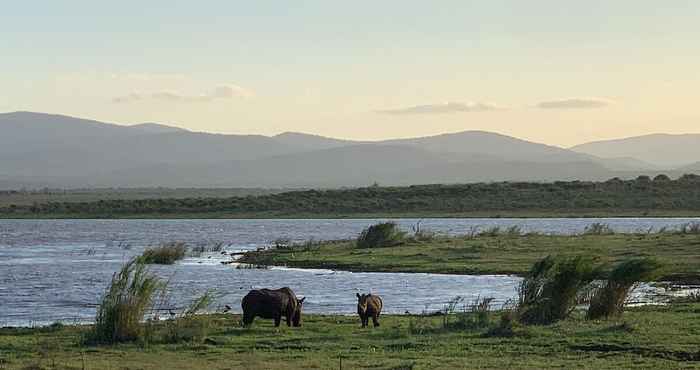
[240,233,700,283]
[2,304,700,369]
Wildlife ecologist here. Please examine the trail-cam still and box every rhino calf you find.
[356,293,383,328]
[241,287,305,327]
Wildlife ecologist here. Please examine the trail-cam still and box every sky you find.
[2,1,699,147]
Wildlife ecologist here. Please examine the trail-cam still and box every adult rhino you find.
[241,287,306,327]
[356,293,383,328]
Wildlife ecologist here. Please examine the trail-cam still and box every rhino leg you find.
[372,315,380,327]
[274,313,282,327]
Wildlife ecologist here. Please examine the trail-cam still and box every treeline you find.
[2,175,700,217]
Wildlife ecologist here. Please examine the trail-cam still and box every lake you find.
[1,218,698,327]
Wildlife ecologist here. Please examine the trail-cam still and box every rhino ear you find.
[298,297,306,304]
[356,293,361,299]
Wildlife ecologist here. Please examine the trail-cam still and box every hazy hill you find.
[0,111,683,188]
[571,134,700,168]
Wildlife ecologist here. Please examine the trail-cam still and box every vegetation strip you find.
[3,177,700,218]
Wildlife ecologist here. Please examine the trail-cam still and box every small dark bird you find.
[223,305,232,313]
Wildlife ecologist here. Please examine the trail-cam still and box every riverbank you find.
[3,209,700,219]
[2,303,699,369]
[239,233,700,283]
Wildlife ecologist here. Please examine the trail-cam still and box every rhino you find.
[356,293,383,328]
[241,287,305,327]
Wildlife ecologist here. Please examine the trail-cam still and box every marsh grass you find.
[189,242,224,257]
[517,255,599,325]
[161,290,217,344]
[88,258,165,344]
[357,222,406,248]
[587,258,664,320]
[139,242,187,264]
[583,222,615,235]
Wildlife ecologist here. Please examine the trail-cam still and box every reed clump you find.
[89,258,164,343]
[139,242,187,264]
[587,258,664,320]
[517,255,599,325]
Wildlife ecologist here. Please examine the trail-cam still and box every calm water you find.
[1,218,698,327]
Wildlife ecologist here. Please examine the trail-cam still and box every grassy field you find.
[2,304,700,370]
[3,178,700,218]
[240,233,700,283]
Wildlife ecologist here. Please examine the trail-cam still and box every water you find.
[1,218,698,327]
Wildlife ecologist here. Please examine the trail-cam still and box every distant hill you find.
[0,111,690,188]
[571,133,700,168]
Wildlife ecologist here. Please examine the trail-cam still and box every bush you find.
[139,242,187,264]
[357,222,406,248]
[517,255,599,325]
[587,258,663,320]
[89,258,164,343]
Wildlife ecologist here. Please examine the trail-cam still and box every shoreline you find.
[2,210,700,219]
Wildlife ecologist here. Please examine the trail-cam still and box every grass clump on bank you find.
[89,258,164,343]
[356,222,406,248]
[587,258,664,320]
[516,255,599,325]
[139,242,187,264]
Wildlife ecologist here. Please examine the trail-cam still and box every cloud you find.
[113,84,253,104]
[535,98,612,110]
[376,101,502,115]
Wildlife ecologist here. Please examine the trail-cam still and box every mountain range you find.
[1,111,698,189]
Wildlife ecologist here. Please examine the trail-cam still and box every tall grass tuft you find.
[517,255,599,325]
[139,242,187,264]
[587,258,664,320]
[162,290,217,343]
[89,258,165,343]
[357,222,406,248]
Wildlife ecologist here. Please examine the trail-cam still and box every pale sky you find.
[2,1,699,147]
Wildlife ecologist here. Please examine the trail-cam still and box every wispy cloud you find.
[113,84,253,104]
[376,101,502,115]
[535,98,613,110]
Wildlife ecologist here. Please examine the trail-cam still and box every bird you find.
[223,305,232,313]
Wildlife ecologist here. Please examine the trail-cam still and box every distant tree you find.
[679,174,700,182]
[653,174,670,182]
[635,175,651,183]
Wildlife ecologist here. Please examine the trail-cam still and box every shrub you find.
[89,258,165,343]
[583,222,614,235]
[357,222,406,248]
[139,242,187,264]
[517,255,599,325]
[587,258,663,320]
